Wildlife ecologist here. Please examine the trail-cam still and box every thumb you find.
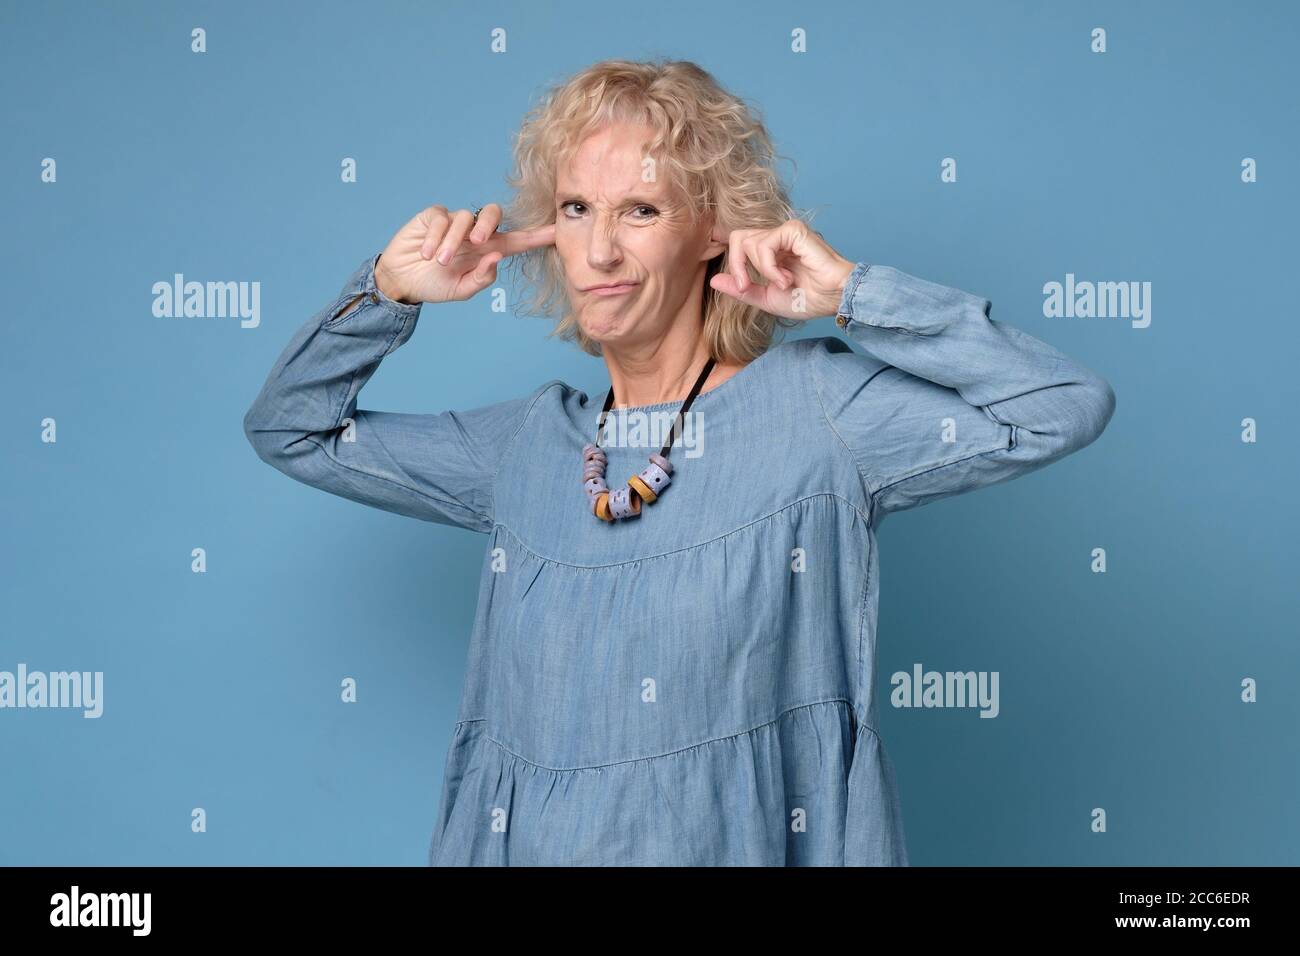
[473,251,504,287]
[709,272,768,309]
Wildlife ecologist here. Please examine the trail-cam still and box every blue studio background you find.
[2,0,1296,865]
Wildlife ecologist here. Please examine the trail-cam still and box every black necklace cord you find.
[594,356,718,460]
[658,356,716,458]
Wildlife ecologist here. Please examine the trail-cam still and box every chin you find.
[578,317,624,343]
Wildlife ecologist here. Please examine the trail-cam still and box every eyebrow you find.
[555,194,665,206]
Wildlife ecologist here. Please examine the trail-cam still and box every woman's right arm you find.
[241,205,558,532]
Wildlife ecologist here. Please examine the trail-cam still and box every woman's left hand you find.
[709,219,858,321]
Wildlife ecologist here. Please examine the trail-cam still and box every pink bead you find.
[608,486,641,520]
[638,461,671,495]
[649,452,672,475]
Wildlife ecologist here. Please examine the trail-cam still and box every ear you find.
[701,217,729,261]
[701,239,728,262]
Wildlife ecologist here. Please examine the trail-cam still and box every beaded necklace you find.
[583,356,717,522]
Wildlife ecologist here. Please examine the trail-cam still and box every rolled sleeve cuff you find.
[333,253,423,324]
[834,262,872,330]
[835,263,964,336]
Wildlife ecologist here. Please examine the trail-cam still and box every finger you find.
[725,228,753,292]
[491,222,557,258]
[436,209,477,265]
[709,271,769,310]
[452,250,502,302]
[419,206,450,260]
[469,203,503,244]
[749,232,792,290]
[474,250,504,285]
[460,251,504,299]
[772,233,798,288]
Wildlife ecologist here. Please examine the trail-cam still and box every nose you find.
[585,212,623,270]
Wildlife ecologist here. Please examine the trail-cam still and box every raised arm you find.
[705,221,1116,521]
[813,262,1116,519]
[242,204,558,531]
[243,253,550,530]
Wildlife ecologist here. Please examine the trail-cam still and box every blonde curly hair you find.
[500,57,806,364]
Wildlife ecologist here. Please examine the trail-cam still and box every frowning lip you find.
[581,280,640,294]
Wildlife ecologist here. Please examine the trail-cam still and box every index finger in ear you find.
[495,222,557,257]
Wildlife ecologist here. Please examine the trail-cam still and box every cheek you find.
[553,235,579,278]
[633,229,688,269]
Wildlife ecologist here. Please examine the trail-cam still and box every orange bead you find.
[627,473,657,504]
[595,491,613,522]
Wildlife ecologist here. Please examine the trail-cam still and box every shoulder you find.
[486,378,573,432]
[447,378,572,448]
[524,377,574,404]
[496,377,596,434]
[776,334,891,396]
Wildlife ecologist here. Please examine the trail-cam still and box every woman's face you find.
[554,122,724,350]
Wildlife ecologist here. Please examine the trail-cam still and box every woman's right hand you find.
[373,203,556,305]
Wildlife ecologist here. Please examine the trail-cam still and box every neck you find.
[602,286,744,408]
[604,343,722,411]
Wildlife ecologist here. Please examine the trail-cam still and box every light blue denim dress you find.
[243,253,1115,866]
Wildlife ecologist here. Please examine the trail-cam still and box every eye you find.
[557,201,659,221]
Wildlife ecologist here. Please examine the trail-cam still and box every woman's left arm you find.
[710,221,1117,521]
[815,261,1117,519]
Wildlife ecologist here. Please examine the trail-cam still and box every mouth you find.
[582,281,640,297]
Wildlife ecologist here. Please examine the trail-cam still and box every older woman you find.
[243,59,1115,866]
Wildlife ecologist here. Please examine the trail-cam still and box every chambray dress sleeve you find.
[241,253,540,532]
[812,262,1116,520]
